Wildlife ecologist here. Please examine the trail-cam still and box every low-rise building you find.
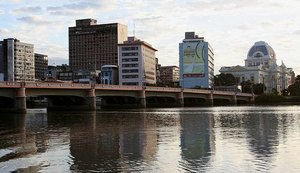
[159,66,179,86]
[100,65,118,85]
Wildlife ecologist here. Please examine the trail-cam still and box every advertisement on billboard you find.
[183,42,205,77]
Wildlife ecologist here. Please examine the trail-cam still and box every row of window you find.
[122,75,138,79]
[121,47,138,51]
[122,52,138,56]
[122,64,138,67]
[122,69,139,73]
[121,58,138,62]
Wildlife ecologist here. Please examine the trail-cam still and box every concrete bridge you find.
[0,82,255,113]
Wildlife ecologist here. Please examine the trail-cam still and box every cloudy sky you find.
[1,0,300,75]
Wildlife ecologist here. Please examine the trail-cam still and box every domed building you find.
[219,41,294,93]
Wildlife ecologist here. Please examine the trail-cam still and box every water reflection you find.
[47,110,159,172]
[0,106,300,172]
[179,113,215,172]
[0,113,40,172]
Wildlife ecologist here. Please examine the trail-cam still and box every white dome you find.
[247,41,276,59]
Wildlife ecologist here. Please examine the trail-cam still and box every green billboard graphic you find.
[183,42,205,77]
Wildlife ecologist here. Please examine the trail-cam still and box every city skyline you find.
[0,0,300,75]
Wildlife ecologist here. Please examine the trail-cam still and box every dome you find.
[247,41,276,59]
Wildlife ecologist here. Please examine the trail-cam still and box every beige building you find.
[159,66,179,85]
[118,37,157,86]
[69,18,128,71]
[0,38,34,81]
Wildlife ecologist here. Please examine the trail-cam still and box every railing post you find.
[15,87,27,113]
[137,89,146,108]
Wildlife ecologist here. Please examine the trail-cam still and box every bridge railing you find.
[146,86,182,92]
[184,88,212,94]
[24,82,91,89]
[0,81,22,88]
[95,84,142,90]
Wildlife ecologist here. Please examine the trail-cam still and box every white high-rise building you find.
[179,32,214,88]
[219,41,294,93]
[0,38,35,81]
[118,37,157,86]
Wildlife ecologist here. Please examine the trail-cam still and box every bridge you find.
[0,82,255,113]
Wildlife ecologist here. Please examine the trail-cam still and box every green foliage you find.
[253,83,266,95]
[214,73,236,86]
[241,80,266,95]
[255,94,284,104]
[287,75,300,96]
[241,80,252,93]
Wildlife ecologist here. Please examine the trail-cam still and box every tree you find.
[287,75,300,96]
[252,83,266,95]
[214,73,236,86]
[241,80,252,93]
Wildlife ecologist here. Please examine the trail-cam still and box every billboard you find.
[183,42,205,77]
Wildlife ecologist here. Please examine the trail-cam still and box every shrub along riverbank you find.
[255,94,300,105]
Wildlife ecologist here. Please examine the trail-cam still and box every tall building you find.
[159,66,179,86]
[118,37,157,86]
[219,41,294,93]
[179,32,214,88]
[0,38,34,81]
[34,53,48,80]
[69,18,128,71]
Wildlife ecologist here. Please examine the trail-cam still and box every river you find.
[0,106,300,172]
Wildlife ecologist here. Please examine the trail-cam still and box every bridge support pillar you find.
[15,88,27,113]
[137,90,146,108]
[207,91,214,106]
[176,91,184,107]
[231,94,237,105]
[250,93,255,104]
[86,89,96,111]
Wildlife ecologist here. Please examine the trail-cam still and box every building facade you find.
[0,38,35,81]
[118,37,157,86]
[179,32,214,88]
[219,41,294,93]
[159,66,179,86]
[100,65,118,85]
[34,53,48,80]
[69,18,128,71]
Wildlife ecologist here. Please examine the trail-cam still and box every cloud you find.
[292,30,300,35]
[13,6,42,14]
[46,0,117,16]
[185,0,281,12]
[17,16,52,25]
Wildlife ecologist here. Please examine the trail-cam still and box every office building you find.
[159,66,179,86]
[0,38,34,81]
[219,41,294,93]
[34,53,48,80]
[118,37,157,86]
[179,32,214,88]
[69,18,128,71]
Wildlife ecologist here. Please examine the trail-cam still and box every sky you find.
[0,0,300,75]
